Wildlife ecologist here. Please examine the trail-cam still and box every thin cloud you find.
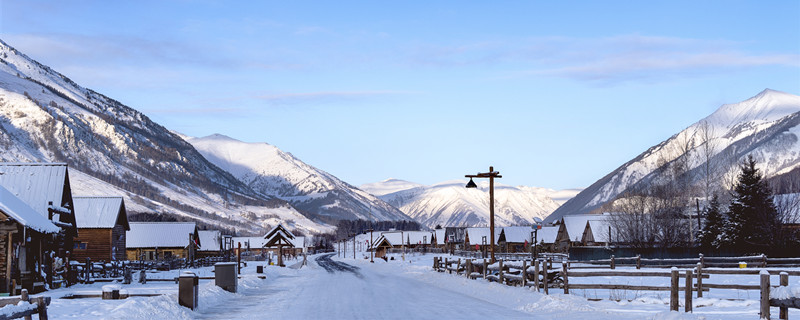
[254,90,416,105]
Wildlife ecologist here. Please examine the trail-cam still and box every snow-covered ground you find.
[18,253,800,319]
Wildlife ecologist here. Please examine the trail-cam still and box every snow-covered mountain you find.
[362,179,562,228]
[547,89,800,223]
[186,134,411,223]
[0,38,333,235]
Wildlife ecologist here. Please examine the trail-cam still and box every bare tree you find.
[697,121,720,203]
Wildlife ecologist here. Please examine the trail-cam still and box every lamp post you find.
[465,166,501,263]
[531,217,542,260]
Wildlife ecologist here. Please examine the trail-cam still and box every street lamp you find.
[465,166,501,263]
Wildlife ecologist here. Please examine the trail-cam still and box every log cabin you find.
[72,197,129,262]
[0,184,60,293]
[126,222,198,261]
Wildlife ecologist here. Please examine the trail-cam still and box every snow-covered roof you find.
[502,226,534,243]
[379,231,433,245]
[434,229,445,244]
[232,237,267,249]
[0,184,60,233]
[73,197,128,229]
[127,222,197,248]
[198,230,221,252]
[0,163,72,220]
[465,227,502,245]
[290,236,306,248]
[537,226,559,244]
[264,224,295,240]
[586,219,612,243]
[562,215,606,242]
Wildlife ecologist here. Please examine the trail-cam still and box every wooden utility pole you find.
[465,166,501,263]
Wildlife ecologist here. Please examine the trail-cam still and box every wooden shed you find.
[370,235,393,259]
[72,197,129,262]
[0,184,60,293]
[263,224,295,267]
[126,222,198,261]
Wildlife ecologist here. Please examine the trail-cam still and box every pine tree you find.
[699,195,726,250]
[726,156,780,251]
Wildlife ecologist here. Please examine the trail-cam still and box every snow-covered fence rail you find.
[433,257,563,293]
[0,289,50,320]
[567,253,800,270]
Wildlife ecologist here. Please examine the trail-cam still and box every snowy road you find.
[199,254,531,319]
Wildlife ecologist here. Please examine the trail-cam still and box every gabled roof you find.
[198,230,221,251]
[264,224,295,240]
[73,197,129,230]
[0,163,76,229]
[370,235,393,250]
[465,227,502,245]
[290,236,306,248]
[537,226,559,244]
[586,219,612,243]
[0,184,60,233]
[379,231,433,245]
[126,222,197,248]
[562,215,606,242]
[502,226,535,243]
[231,236,266,249]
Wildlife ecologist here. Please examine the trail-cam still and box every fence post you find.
[685,269,693,313]
[35,296,48,320]
[563,262,569,294]
[636,254,641,270]
[670,267,679,312]
[780,272,788,320]
[543,260,549,295]
[433,257,438,270]
[760,270,770,320]
[762,254,767,268]
[695,262,703,298]
[498,259,504,285]
[21,289,31,320]
[456,258,461,275]
[483,259,487,279]
[522,260,527,287]
[466,259,471,278]
[699,253,704,268]
[534,259,540,292]
[610,255,615,270]
[445,258,449,274]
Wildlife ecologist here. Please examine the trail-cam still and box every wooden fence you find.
[568,253,800,269]
[0,289,50,320]
[433,256,800,318]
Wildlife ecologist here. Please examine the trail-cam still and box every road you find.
[199,254,533,319]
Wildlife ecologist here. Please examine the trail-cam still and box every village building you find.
[196,230,222,258]
[379,230,433,249]
[500,226,534,253]
[0,184,60,293]
[370,235,393,259]
[263,224,295,267]
[582,219,613,247]
[72,197,129,262]
[443,227,466,251]
[0,163,78,256]
[464,227,502,252]
[555,214,611,251]
[536,226,560,252]
[433,229,445,248]
[126,222,199,261]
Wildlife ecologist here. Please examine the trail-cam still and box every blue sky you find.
[1,1,798,190]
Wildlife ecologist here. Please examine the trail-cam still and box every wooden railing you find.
[0,289,50,320]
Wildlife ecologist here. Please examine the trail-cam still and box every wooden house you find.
[72,197,129,262]
[0,163,78,257]
[536,226,560,252]
[197,230,222,258]
[464,227,502,251]
[126,222,198,261]
[501,226,535,253]
[0,185,60,293]
[581,219,612,246]
[370,235,393,259]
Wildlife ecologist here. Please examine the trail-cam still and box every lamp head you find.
[465,178,478,188]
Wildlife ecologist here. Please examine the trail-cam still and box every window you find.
[73,242,87,250]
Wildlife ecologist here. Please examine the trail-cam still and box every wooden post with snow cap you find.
[456,258,461,275]
[670,267,679,312]
[780,272,788,320]
[522,260,527,287]
[21,289,30,320]
[610,255,615,270]
[685,269,693,313]
[445,258,449,274]
[760,269,770,319]
[483,259,487,279]
[695,262,703,298]
[498,259,504,284]
[542,259,549,295]
[636,254,641,270]
[534,259,540,292]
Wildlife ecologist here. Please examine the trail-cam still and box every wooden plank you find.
[701,283,761,290]
[771,298,800,309]
[703,269,800,276]
[568,271,708,278]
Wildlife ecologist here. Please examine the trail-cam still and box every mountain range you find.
[361,179,564,228]
[546,89,800,223]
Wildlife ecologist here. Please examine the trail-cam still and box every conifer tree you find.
[726,156,780,251]
[698,195,726,250]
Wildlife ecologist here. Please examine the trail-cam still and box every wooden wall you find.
[126,247,187,261]
[111,224,126,261]
[72,229,112,262]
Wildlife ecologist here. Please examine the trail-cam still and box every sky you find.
[1,1,798,190]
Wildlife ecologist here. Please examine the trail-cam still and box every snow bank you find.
[771,285,800,300]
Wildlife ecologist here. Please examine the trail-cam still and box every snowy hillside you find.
[362,179,561,228]
[186,134,411,223]
[0,38,333,235]
[547,89,800,223]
